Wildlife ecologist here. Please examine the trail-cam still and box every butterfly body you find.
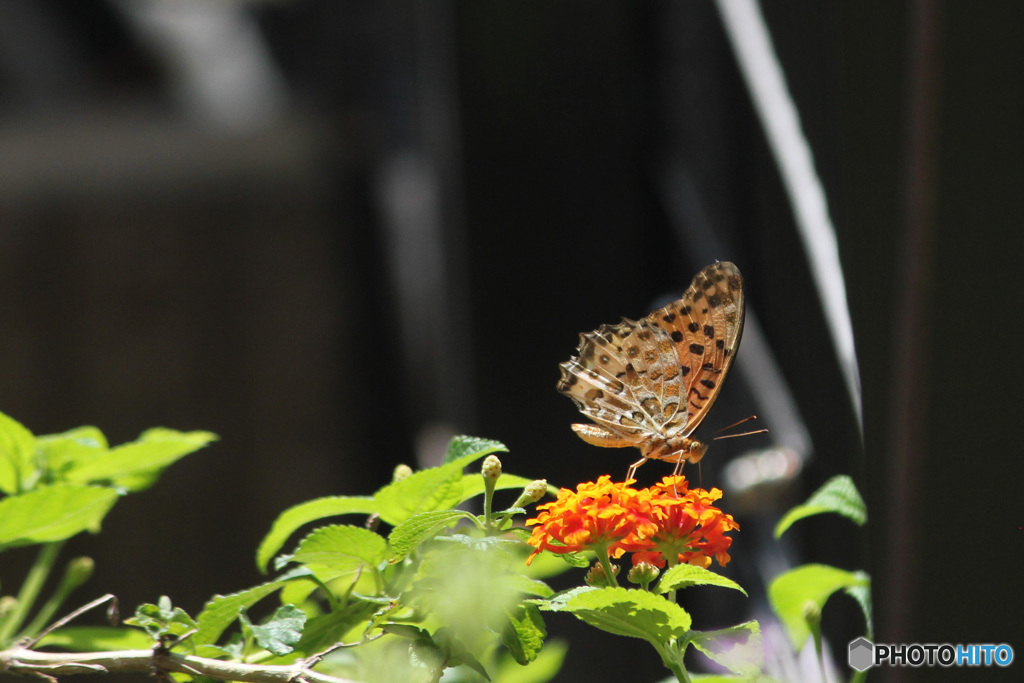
[557,262,744,478]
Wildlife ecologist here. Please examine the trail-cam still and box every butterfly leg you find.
[669,455,689,497]
[625,456,648,483]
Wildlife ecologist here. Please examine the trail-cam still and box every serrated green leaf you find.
[291,524,389,580]
[372,454,480,526]
[0,410,36,494]
[256,496,378,572]
[127,601,198,639]
[502,604,547,665]
[388,510,476,558]
[247,605,306,656]
[844,571,873,639]
[656,564,748,596]
[63,428,216,491]
[768,564,868,649]
[688,621,763,676]
[774,475,866,537]
[0,485,119,549]
[550,586,691,643]
[443,435,507,465]
[537,586,597,611]
[194,580,290,645]
[38,626,155,651]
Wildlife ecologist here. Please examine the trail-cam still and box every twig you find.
[1,644,360,683]
[24,595,118,649]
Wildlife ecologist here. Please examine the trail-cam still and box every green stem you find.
[653,640,691,683]
[811,617,827,683]
[0,542,64,645]
[596,553,619,588]
[482,479,495,532]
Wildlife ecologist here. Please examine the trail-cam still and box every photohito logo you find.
[848,637,1014,671]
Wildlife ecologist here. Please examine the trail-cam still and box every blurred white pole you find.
[114,0,288,131]
[715,0,863,432]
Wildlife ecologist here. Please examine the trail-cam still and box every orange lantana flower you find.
[524,475,656,564]
[638,475,739,569]
[526,475,738,570]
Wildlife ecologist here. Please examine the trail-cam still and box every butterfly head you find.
[683,439,708,465]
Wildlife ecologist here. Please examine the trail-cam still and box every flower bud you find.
[585,561,619,586]
[481,454,502,481]
[627,561,660,586]
[511,479,549,509]
[803,601,822,627]
[392,464,413,482]
[61,556,95,592]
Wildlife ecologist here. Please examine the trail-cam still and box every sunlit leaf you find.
[768,564,867,649]
[0,485,118,549]
[775,475,866,537]
[256,496,378,572]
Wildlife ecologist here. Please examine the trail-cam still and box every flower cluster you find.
[525,475,738,570]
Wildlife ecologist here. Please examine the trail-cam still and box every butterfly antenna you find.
[712,415,769,441]
[713,429,769,441]
[713,415,759,435]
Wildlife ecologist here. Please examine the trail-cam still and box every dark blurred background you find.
[0,1,1021,681]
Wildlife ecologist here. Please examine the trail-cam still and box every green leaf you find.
[256,495,378,572]
[388,510,476,558]
[537,586,596,611]
[774,475,867,538]
[0,410,36,494]
[292,602,378,654]
[768,564,868,649]
[544,586,691,643]
[502,604,547,665]
[291,524,389,580]
[372,454,480,526]
[656,564,748,596]
[63,428,216,491]
[37,427,108,478]
[443,435,507,465]
[245,604,306,656]
[0,485,119,549]
[688,621,763,677]
[433,626,492,679]
[844,571,873,639]
[504,574,555,599]
[492,639,568,683]
[126,598,198,639]
[194,580,291,645]
[520,549,581,580]
[382,623,431,641]
[38,626,154,651]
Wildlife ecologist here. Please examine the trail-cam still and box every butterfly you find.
[557,261,746,480]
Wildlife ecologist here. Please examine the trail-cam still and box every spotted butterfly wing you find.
[557,261,745,476]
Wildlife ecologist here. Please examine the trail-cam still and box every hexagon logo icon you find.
[848,637,874,671]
